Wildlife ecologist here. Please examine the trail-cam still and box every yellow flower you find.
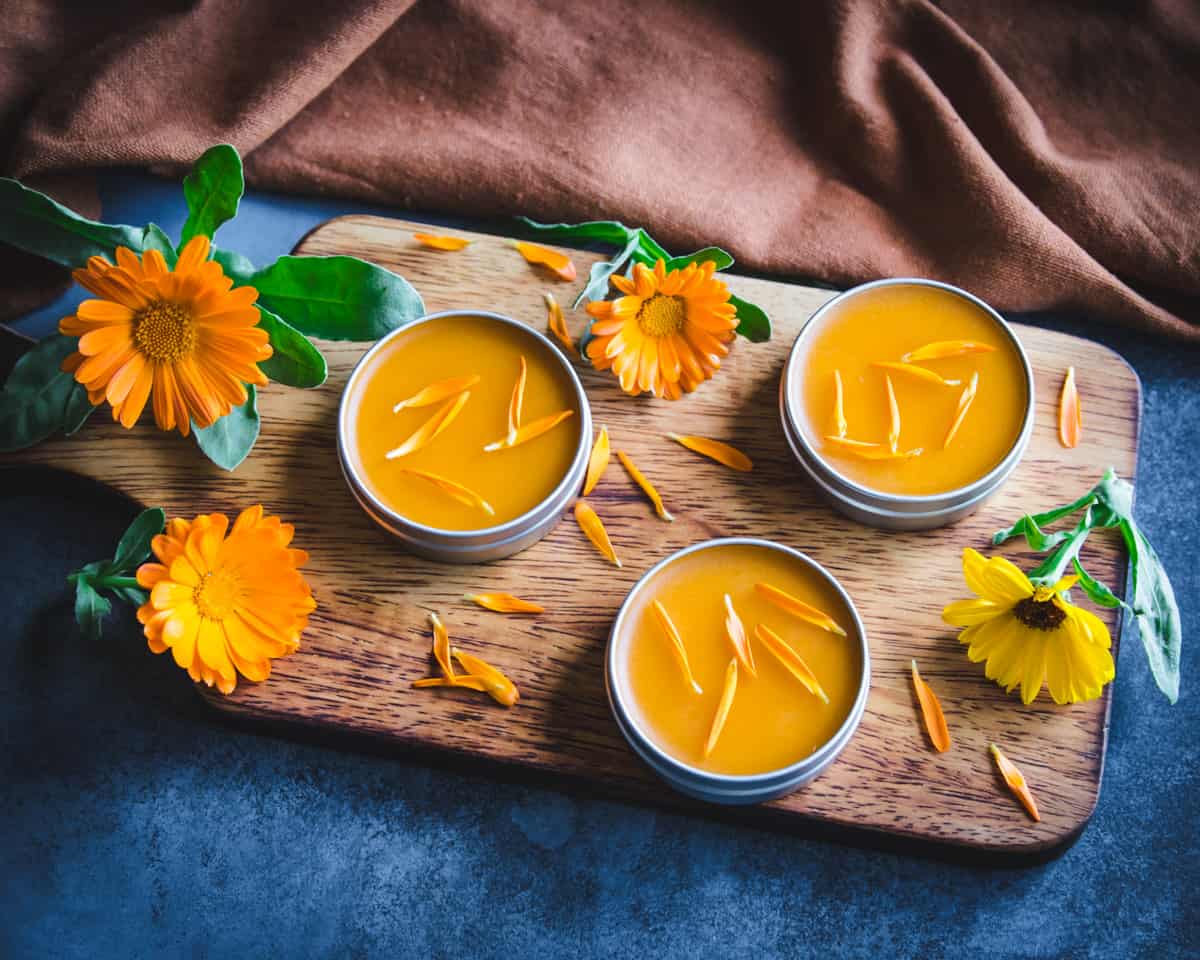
[943,548,1114,705]
[135,505,315,694]
[59,235,271,435]
[584,259,737,400]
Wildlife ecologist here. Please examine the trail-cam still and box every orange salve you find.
[796,284,1028,496]
[619,543,862,776]
[347,314,581,530]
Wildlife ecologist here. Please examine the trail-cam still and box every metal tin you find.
[337,310,592,563]
[779,278,1035,531]
[605,538,870,806]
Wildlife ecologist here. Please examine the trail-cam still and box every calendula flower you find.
[584,259,737,400]
[135,505,315,693]
[943,548,1114,705]
[59,235,271,435]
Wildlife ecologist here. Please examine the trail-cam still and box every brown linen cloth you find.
[2,0,1198,338]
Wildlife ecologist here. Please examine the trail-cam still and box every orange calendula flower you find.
[585,259,738,400]
[134,505,315,694]
[59,235,271,435]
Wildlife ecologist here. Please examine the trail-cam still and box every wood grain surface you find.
[4,215,1140,854]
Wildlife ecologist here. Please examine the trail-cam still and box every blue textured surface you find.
[2,173,1198,958]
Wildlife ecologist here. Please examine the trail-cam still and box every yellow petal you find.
[573,500,621,567]
[871,360,962,387]
[392,375,480,412]
[429,612,454,679]
[583,426,610,496]
[452,648,520,706]
[652,600,702,694]
[943,371,980,449]
[832,369,847,438]
[617,450,673,521]
[942,598,1005,627]
[901,340,998,363]
[507,355,527,444]
[386,391,470,459]
[703,659,738,758]
[544,292,575,353]
[665,432,752,472]
[885,374,901,453]
[723,594,756,676]
[754,581,847,636]
[463,592,544,614]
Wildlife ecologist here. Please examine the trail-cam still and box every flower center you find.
[1013,595,1067,631]
[637,294,686,338]
[133,300,195,363]
[193,570,239,621]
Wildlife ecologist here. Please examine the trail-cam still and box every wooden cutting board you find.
[5,215,1139,856]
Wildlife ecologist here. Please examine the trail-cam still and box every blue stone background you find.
[2,173,1197,958]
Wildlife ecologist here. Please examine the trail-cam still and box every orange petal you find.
[392,375,480,413]
[583,425,610,496]
[872,360,961,387]
[723,593,756,676]
[943,371,980,449]
[463,592,544,614]
[573,500,620,567]
[544,292,575,353]
[507,355,527,444]
[989,743,1041,821]
[823,435,923,460]
[401,468,495,516]
[832,369,847,438]
[901,340,998,363]
[665,432,752,472]
[413,232,472,251]
[513,241,576,282]
[703,659,738,758]
[484,409,574,452]
[413,676,488,692]
[1058,366,1081,449]
[885,374,901,453]
[617,450,672,522]
[652,600,703,694]
[754,582,847,636]
[452,647,520,706]
[756,624,829,702]
[385,391,470,458]
[430,612,454,679]
[911,660,951,752]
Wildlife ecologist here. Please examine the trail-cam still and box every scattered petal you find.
[573,500,621,567]
[393,374,480,413]
[513,240,577,282]
[832,369,847,438]
[386,391,470,459]
[583,426,610,495]
[652,600,702,694]
[430,612,454,679]
[754,581,847,636]
[617,450,673,521]
[1059,366,1081,449]
[943,371,980,449]
[823,435,923,460]
[412,676,488,692]
[911,659,951,752]
[400,468,495,516]
[544,292,575,353]
[464,592,544,614]
[413,232,472,251]
[885,374,901,453]
[484,408,575,452]
[871,360,961,387]
[756,624,829,702]
[665,432,752,472]
[989,742,1041,821]
[901,340,998,363]
[723,593,757,676]
[507,355,527,445]
[453,647,520,706]
[703,659,738,758]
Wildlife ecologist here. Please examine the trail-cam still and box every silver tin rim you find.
[780,278,1035,512]
[337,309,592,561]
[605,538,871,804]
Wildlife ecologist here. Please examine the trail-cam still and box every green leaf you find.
[73,578,111,642]
[1071,557,1123,609]
[112,507,166,572]
[251,255,425,341]
[112,586,149,607]
[62,383,96,437]
[140,223,177,267]
[574,230,642,310]
[993,491,1097,545]
[663,246,735,272]
[632,228,671,265]
[256,306,328,388]
[194,385,259,471]
[0,333,80,451]
[212,246,256,284]
[516,217,634,247]
[1014,513,1080,553]
[180,144,244,248]
[0,177,145,268]
[729,294,771,343]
